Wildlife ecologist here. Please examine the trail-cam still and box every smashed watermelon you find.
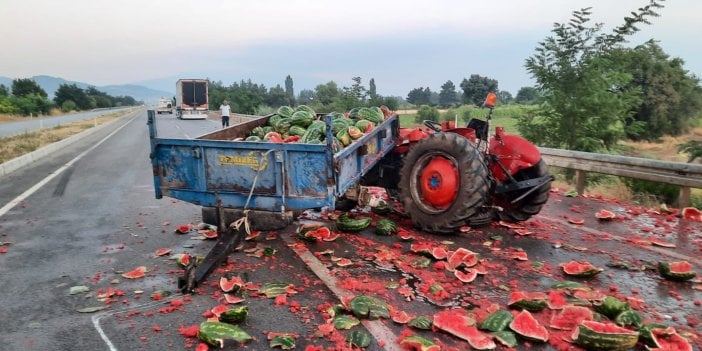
[433,309,495,350]
[681,207,701,222]
[649,327,693,351]
[445,248,479,271]
[121,266,147,279]
[658,261,697,281]
[508,291,548,312]
[550,305,594,330]
[572,321,638,351]
[509,310,549,342]
[561,260,604,277]
[594,209,616,220]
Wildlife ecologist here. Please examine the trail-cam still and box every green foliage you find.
[625,178,679,205]
[0,97,19,114]
[415,105,440,124]
[439,80,459,107]
[11,94,52,115]
[523,2,664,152]
[460,74,498,105]
[615,41,702,140]
[54,84,92,110]
[0,84,9,97]
[407,87,432,106]
[497,91,513,104]
[678,140,702,163]
[314,81,340,105]
[12,78,47,98]
[515,87,541,104]
[61,100,77,112]
[284,75,294,105]
[297,89,314,105]
[265,84,288,107]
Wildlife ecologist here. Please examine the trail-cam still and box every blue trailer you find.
[148,110,400,229]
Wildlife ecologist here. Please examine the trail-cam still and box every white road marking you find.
[0,113,138,218]
[535,214,702,266]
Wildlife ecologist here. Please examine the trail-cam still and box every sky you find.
[2,0,701,97]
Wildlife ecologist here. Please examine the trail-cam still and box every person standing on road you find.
[219,100,231,128]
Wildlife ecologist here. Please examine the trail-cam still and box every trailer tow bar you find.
[178,222,246,293]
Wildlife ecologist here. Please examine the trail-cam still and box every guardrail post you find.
[678,187,691,208]
[575,170,586,195]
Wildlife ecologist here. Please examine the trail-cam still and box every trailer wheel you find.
[399,133,490,234]
[494,159,551,222]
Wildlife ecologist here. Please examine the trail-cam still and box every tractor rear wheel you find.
[493,159,551,222]
[399,133,490,234]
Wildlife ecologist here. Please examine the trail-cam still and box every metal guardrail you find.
[539,147,702,207]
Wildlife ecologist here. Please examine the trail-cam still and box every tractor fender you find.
[489,128,542,182]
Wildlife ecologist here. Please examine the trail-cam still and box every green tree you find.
[284,75,295,105]
[0,84,8,97]
[460,74,498,105]
[54,84,91,110]
[439,80,458,107]
[522,2,664,152]
[415,105,440,123]
[266,84,288,107]
[382,96,400,111]
[298,89,315,104]
[497,91,513,104]
[12,78,47,98]
[615,40,702,140]
[339,77,366,109]
[314,81,339,105]
[407,87,432,106]
[515,87,541,104]
[368,78,377,100]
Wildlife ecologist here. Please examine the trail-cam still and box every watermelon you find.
[250,126,266,138]
[408,316,433,330]
[336,128,352,146]
[199,229,218,239]
[121,266,147,279]
[197,321,252,347]
[550,305,594,330]
[390,310,412,324]
[276,106,294,118]
[681,207,701,221]
[479,310,513,332]
[346,330,372,348]
[454,268,479,283]
[614,310,643,329]
[349,295,390,319]
[375,218,398,236]
[561,260,604,277]
[595,209,616,220]
[295,222,324,242]
[176,253,191,267]
[347,126,364,140]
[294,105,315,116]
[433,309,495,349]
[264,131,283,143]
[658,261,697,281]
[649,327,693,351]
[220,276,245,292]
[244,135,261,142]
[431,247,448,260]
[155,248,171,257]
[355,119,374,133]
[290,110,313,128]
[223,294,245,304]
[399,335,440,351]
[175,224,192,234]
[640,324,670,347]
[446,248,479,271]
[508,291,548,312]
[218,306,248,324]
[593,296,630,319]
[509,310,549,342]
[567,216,585,224]
[410,243,433,255]
[572,321,639,351]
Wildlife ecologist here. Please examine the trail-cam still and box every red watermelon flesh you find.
[550,306,594,330]
[431,247,448,260]
[433,309,494,349]
[595,209,616,220]
[446,248,479,271]
[650,328,693,351]
[455,268,479,283]
[561,260,603,277]
[121,266,147,279]
[220,276,245,292]
[681,207,701,222]
[509,310,549,342]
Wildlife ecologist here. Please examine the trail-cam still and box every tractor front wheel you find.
[493,159,551,222]
[399,133,490,234]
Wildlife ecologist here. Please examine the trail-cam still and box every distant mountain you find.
[0,75,171,103]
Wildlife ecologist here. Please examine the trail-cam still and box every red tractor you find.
[361,93,553,233]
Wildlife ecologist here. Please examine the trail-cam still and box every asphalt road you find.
[0,107,136,138]
[0,111,700,351]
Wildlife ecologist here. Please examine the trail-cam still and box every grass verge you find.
[0,114,119,164]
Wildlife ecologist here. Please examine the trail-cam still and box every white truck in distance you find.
[176,79,208,120]
[155,97,173,114]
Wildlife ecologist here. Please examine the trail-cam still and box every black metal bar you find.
[178,225,244,293]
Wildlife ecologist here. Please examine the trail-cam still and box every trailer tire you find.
[494,159,551,222]
[399,132,490,234]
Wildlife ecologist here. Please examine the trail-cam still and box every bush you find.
[414,105,440,124]
[61,100,77,113]
[625,178,680,206]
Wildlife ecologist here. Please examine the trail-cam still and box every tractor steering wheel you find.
[423,120,442,132]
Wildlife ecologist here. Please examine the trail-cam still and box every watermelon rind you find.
[479,310,513,332]
[614,310,643,329]
[269,334,296,350]
[433,310,496,349]
[572,321,638,351]
[492,330,518,348]
[333,315,360,330]
[399,335,440,351]
[508,291,548,312]
[408,315,433,330]
[346,330,372,348]
[219,306,248,324]
[349,295,389,319]
[509,310,549,342]
[561,260,603,277]
[593,296,630,319]
[650,327,692,351]
[198,321,252,347]
[639,323,670,346]
[658,261,697,281]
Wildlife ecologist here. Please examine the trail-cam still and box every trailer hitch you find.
[178,223,245,293]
